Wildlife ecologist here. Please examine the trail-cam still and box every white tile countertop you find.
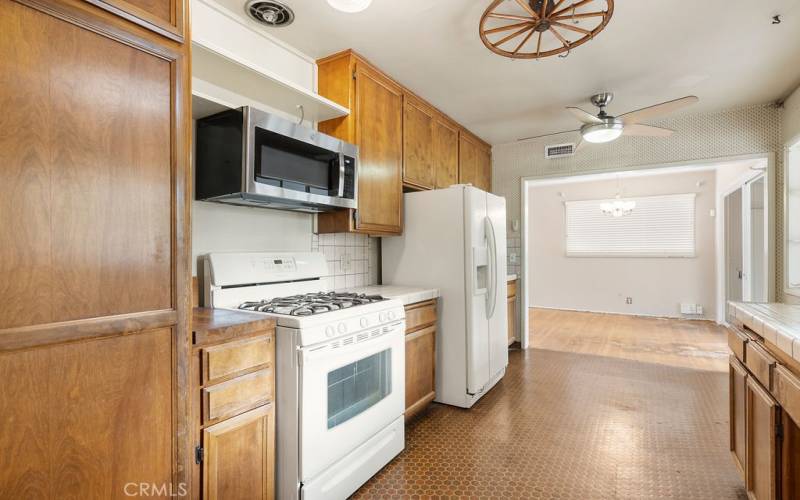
[340,285,439,306]
[507,274,517,282]
[728,301,800,362]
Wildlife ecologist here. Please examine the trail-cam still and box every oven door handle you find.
[299,323,404,365]
[337,151,345,198]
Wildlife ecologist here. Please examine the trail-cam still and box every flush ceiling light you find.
[581,120,623,144]
[326,0,372,13]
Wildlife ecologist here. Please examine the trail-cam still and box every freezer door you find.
[486,192,509,376]
[464,187,490,395]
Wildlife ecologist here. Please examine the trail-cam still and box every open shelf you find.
[192,41,349,122]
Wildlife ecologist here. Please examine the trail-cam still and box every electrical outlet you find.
[626,297,633,304]
[341,253,352,273]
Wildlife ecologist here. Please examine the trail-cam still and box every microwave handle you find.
[337,152,345,198]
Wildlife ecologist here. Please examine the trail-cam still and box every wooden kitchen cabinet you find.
[318,52,403,235]
[202,404,275,500]
[459,131,492,192]
[746,376,781,500]
[507,279,518,346]
[0,0,192,496]
[317,50,492,235]
[433,114,460,189]
[730,356,748,475]
[404,299,438,420]
[192,309,277,500]
[403,94,436,190]
[727,314,800,500]
[91,0,186,41]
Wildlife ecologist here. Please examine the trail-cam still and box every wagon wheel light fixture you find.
[479,0,614,60]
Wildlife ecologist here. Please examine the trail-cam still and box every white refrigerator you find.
[383,185,508,408]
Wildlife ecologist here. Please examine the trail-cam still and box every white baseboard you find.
[529,305,712,321]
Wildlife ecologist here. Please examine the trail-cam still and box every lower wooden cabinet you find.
[507,280,517,346]
[746,376,781,500]
[202,404,275,500]
[730,356,748,475]
[404,299,437,420]
[192,309,277,500]
[729,326,800,500]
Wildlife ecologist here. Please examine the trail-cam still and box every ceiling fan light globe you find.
[326,0,372,13]
[581,122,623,143]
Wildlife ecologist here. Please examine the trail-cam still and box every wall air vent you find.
[544,143,576,159]
[245,0,295,27]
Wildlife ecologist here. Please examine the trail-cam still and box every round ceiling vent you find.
[245,0,295,27]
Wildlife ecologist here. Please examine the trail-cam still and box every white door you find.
[299,324,405,482]
[486,192,509,377]
[464,187,490,395]
[742,175,768,302]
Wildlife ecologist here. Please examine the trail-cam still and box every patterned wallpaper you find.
[491,104,786,300]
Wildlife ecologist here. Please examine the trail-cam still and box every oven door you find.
[299,321,405,482]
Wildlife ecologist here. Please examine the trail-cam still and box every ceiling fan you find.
[519,92,699,146]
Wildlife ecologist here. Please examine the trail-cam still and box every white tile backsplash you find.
[313,231,379,289]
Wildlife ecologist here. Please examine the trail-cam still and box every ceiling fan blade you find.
[517,129,580,142]
[622,123,675,137]
[566,107,602,124]
[619,96,699,124]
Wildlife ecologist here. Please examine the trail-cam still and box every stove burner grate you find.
[239,292,386,316]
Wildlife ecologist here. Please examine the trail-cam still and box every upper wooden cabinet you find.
[318,52,403,235]
[459,131,492,192]
[432,115,459,189]
[316,50,491,235]
[91,0,186,41]
[403,95,436,190]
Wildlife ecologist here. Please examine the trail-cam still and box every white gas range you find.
[203,252,406,500]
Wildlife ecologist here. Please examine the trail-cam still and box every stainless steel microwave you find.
[195,106,358,213]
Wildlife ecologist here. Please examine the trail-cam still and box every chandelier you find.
[479,0,614,60]
[600,194,635,218]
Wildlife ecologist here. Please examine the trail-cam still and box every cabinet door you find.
[405,325,436,420]
[354,63,403,234]
[433,116,459,189]
[459,133,479,187]
[91,0,185,40]
[403,96,435,189]
[781,411,800,500]
[746,376,781,500]
[730,356,748,476]
[477,147,492,192]
[203,404,275,500]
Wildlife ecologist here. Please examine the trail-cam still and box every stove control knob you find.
[338,323,347,334]
[388,311,396,320]
[360,317,369,328]
[325,326,335,338]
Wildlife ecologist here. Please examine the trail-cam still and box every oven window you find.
[327,348,392,429]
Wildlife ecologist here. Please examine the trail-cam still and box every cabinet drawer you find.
[745,342,777,391]
[202,368,274,424]
[202,335,273,385]
[728,328,749,363]
[405,301,436,332]
[774,365,800,424]
[507,280,517,298]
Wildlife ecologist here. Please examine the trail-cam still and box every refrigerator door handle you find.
[485,216,498,319]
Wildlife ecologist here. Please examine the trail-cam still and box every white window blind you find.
[565,193,696,257]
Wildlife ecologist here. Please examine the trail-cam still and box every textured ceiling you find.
[216,0,800,144]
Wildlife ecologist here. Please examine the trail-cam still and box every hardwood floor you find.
[531,308,731,372]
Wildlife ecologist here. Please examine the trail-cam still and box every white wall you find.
[528,169,717,319]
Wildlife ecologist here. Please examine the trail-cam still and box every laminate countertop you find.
[339,285,439,306]
[192,307,275,345]
[728,301,800,362]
